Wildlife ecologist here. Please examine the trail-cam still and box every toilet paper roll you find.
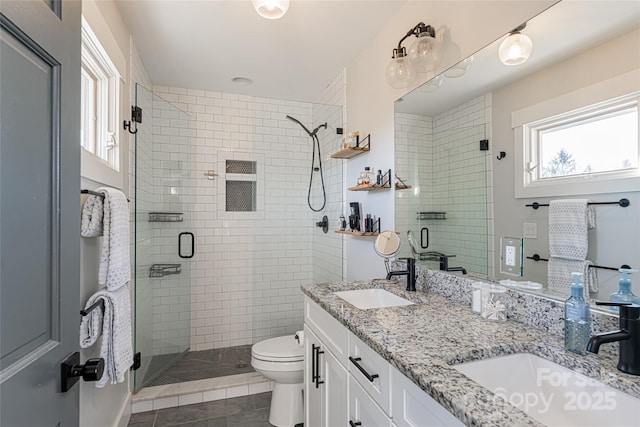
[294,330,304,346]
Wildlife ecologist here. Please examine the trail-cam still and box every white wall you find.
[79,0,134,426]
[344,0,556,280]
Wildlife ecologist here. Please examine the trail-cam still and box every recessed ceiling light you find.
[231,77,253,86]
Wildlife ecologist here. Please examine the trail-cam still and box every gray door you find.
[1,0,81,425]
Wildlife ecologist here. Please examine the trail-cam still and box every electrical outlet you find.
[505,245,516,266]
[523,223,537,239]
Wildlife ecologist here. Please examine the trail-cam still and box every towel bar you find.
[81,189,130,202]
[525,198,629,209]
[80,299,104,316]
[527,254,631,271]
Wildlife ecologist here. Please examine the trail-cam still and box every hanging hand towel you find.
[547,257,598,293]
[79,295,104,349]
[78,286,132,387]
[548,199,596,260]
[80,192,104,237]
[97,187,130,291]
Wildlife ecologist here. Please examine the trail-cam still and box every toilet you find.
[251,334,304,427]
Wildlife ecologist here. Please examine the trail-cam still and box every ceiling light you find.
[231,77,253,86]
[385,22,440,89]
[252,0,289,20]
[498,23,533,66]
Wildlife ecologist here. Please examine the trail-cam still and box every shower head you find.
[286,115,327,137]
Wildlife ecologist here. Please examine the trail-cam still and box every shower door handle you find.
[179,232,194,259]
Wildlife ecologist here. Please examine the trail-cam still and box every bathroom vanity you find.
[301,273,640,426]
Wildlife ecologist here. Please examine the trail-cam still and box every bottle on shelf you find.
[564,272,591,355]
[610,268,640,313]
[363,167,372,185]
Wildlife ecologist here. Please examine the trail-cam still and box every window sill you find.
[81,149,122,189]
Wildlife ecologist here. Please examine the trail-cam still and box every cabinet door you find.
[350,376,393,427]
[305,326,349,427]
[305,326,324,427]
[324,345,349,427]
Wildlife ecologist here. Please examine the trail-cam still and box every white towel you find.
[547,258,598,293]
[79,285,133,388]
[97,187,130,291]
[80,193,104,237]
[548,199,595,260]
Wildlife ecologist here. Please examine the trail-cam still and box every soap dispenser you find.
[610,268,640,312]
[565,272,591,355]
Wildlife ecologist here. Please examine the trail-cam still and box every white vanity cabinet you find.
[304,298,349,427]
[304,296,464,427]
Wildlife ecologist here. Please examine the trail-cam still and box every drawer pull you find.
[312,344,324,388]
[349,421,362,427]
[349,356,379,382]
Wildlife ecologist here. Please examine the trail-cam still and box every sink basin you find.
[453,353,640,426]
[333,289,414,310]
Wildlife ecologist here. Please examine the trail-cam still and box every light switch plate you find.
[523,223,537,239]
[500,236,524,276]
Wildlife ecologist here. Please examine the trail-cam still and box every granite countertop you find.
[301,279,640,427]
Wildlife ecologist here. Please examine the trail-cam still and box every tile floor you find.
[146,345,253,387]
[128,392,271,427]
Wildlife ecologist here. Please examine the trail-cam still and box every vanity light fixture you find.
[498,23,533,66]
[252,0,289,20]
[443,56,474,78]
[385,22,441,89]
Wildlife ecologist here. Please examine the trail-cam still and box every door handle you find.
[61,352,104,392]
[349,356,379,382]
[349,421,362,427]
[178,232,194,259]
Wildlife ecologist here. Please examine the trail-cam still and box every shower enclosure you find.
[131,84,344,392]
[133,84,193,391]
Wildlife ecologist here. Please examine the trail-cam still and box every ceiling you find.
[115,0,407,102]
[396,0,640,116]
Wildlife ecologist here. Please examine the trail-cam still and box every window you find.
[513,71,640,198]
[531,97,638,181]
[80,18,120,172]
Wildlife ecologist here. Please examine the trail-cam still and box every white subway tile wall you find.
[151,78,344,350]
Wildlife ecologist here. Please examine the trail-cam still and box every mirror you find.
[394,0,640,303]
[374,230,401,258]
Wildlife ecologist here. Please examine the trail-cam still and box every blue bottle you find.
[564,272,591,355]
[610,268,640,313]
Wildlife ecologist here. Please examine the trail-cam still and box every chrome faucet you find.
[386,257,416,291]
[587,302,640,376]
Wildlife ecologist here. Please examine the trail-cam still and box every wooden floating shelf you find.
[335,230,380,237]
[348,184,391,192]
[395,184,412,190]
[330,146,370,159]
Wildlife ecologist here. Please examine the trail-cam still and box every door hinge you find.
[131,352,141,371]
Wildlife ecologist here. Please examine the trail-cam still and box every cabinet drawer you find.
[391,366,464,427]
[350,376,393,427]
[348,332,392,416]
[305,297,348,364]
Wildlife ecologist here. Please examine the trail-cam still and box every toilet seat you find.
[252,336,304,362]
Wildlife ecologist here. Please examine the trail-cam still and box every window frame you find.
[80,17,122,185]
[512,71,640,198]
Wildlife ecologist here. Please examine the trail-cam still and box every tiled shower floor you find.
[146,345,254,387]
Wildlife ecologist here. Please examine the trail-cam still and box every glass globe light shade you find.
[407,33,442,73]
[252,0,290,19]
[385,55,414,89]
[419,75,444,93]
[498,31,533,66]
[443,56,474,78]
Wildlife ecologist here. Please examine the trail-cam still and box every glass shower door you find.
[133,84,192,391]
